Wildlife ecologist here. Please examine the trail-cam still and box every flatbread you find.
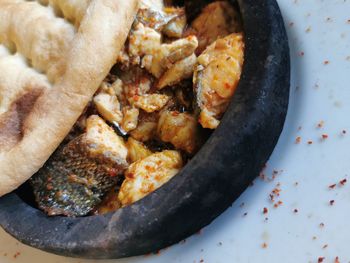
[0,0,139,196]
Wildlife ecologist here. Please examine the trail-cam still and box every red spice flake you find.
[323,60,330,65]
[321,134,328,140]
[322,244,328,249]
[330,200,335,206]
[318,257,325,263]
[298,51,305,57]
[13,252,20,259]
[263,207,268,214]
[295,136,302,144]
[294,209,299,213]
[335,256,340,263]
[274,201,283,208]
[320,223,325,228]
[132,95,140,101]
[171,111,180,116]
[329,184,337,189]
[261,242,268,249]
[339,179,347,186]
[307,140,313,145]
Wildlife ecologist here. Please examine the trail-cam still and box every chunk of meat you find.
[189,1,242,54]
[130,121,158,142]
[157,53,197,89]
[163,13,187,38]
[118,150,183,206]
[121,107,139,132]
[126,137,153,163]
[157,110,198,153]
[93,92,123,124]
[194,33,244,129]
[132,94,171,113]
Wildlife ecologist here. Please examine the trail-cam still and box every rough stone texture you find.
[0,0,290,259]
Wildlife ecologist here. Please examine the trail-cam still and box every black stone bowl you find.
[0,0,290,259]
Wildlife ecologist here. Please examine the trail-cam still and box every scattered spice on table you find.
[339,178,347,186]
[323,60,330,65]
[307,140,313,145]
[321,134,328,140]
[320,223,325,228]
[261,243,268,249]
[318,257,325,263]
[263,207,268,214]
[334,256,340,263]
[329,184,336,189]
[329,200,335,206]
[294,209,299,213]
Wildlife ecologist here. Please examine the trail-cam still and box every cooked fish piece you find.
[157,110,198,154]
[93,92,123,124]
[132,94,171,113]
[118,150,183,206]
[130,121,158,142]
[194,33,244,129]
[157,53,197,89]
[189,1,242,54]
[31,115,129,217]
[163,12,187,38]
[121,107,139,132]
[126,137,153,163]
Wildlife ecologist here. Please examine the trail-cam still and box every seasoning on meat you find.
[194,33,244,129]
[118,150,183,206]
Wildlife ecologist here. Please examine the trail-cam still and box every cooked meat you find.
[132,94,171,113]
[130,121,158,142]
[194,33,244,129]
[118,150,182,206]
[163,12,187,38]
[31,116,129,217]
[189,1,242,54]
[121,107,139,132]
[93,92,123,124]
[126,137,153,163]
[157,53,197,89]
[157,110,198,154]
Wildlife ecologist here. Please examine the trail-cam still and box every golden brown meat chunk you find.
[118,150,183,206]
[157,111,198,154]
[190,1,242,54]
[126,137,153,163]
[194,33,244,129]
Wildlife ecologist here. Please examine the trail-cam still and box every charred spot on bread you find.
[0,87,43,151]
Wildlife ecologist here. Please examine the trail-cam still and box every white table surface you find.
[1,0,350,262]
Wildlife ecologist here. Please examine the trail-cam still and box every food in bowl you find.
[0,0,244,217]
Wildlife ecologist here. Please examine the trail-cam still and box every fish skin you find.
[31,135,127,217]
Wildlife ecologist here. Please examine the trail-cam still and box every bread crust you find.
[0,0,139,196]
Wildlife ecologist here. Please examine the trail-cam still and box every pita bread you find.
[0,0,139,196]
